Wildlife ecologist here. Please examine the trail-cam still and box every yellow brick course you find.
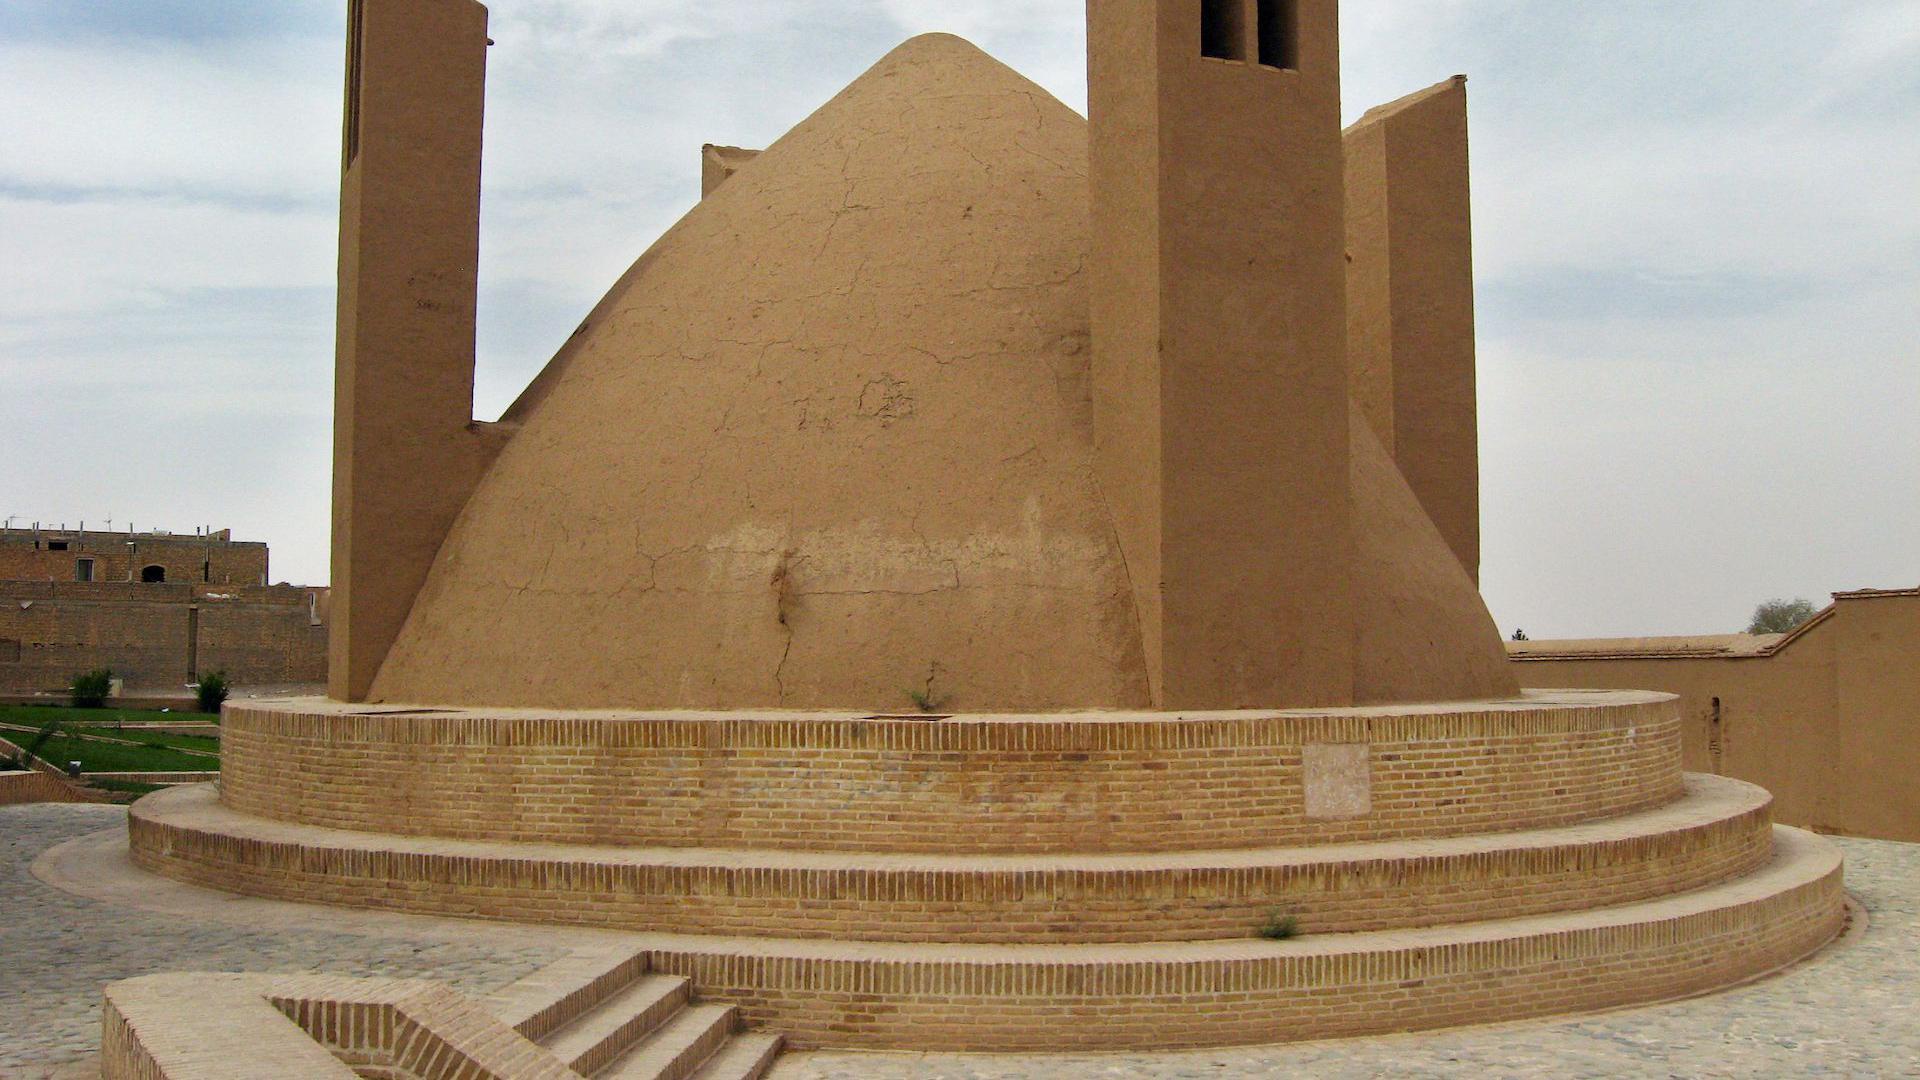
[131,777,1773,944]
[218,692,1682,854]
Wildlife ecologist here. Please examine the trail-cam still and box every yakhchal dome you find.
[368,34,1515,711]
[116,0,1846,1066]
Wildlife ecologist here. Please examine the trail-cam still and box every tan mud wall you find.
[0,582,326,692]
[1514,591,1920,842]
[1343,78,1481,582]
[218,695,1683,854]
[330,0,507,702]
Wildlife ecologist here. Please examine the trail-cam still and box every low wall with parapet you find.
[218,691,1682,854]
[1513,588,1920,843]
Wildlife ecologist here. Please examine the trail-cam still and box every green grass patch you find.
[0,705,221,759]
[0,704,220,727]
[1,729,216,774]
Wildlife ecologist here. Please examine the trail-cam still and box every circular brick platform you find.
[128,690,1848,1051]
[130,776,1773,944]
[216,691,1681,853]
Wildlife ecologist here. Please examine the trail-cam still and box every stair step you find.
[542,973,691,1076]
[689,1032,785,1080]
[130,776,1781,944]
[487,946,652,1040]
[598,1003,740,1080]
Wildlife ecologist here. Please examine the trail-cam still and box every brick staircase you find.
[489,948,783,1080]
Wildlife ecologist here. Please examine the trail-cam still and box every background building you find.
[0,525,326,697]
[0,526,268,586]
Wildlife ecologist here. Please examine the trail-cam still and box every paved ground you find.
[2,803,1916,1079]
[0,805,567,1078]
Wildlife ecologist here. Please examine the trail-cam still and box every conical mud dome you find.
[374,36,1151,710]
[372,34,1516,711]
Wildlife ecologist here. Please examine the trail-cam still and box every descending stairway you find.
[488,948,783,1080]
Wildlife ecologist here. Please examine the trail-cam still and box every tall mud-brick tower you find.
[1090,0,1352,709]
[125,0,1847,1064]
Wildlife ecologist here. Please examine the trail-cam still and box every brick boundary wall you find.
[130,778,1774,944]
[218,692,1684,853]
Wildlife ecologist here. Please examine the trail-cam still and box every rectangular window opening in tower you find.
[343,0,367,171]
[1258,0,1300,69]
[1201,0,1246,61]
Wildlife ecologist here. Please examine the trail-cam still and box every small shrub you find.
[195,671,231,714]
[1747,598,1817,635]
[1258,912,1301,941]
[71,669,114,709]
[906,686,949,714]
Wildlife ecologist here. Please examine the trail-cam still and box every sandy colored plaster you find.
[372,35,1151,712]
[1345,75,1480,583]
[331,0,509,702]
[370,27,1517,713]
[701,144,762,197]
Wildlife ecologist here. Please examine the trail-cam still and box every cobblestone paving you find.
[774,836,1920,1079]
[0,805,562,1076]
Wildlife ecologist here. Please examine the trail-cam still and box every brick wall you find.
[0,582,326,692]
[218,693,1684,853]
[132,776,1772,943]
[125,802,1847,1054]
[0,769,88,805]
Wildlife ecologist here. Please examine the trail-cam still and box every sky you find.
[1,0,1915,639]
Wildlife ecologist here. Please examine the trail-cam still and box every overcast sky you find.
[1,1,1914,639]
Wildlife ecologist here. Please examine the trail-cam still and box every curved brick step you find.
[635,827,1846,1051]
[217,691,1682,854]
[131,776,1770,943]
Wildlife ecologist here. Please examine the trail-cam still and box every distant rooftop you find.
[1510,587,1920,661]
[0,524,251,544]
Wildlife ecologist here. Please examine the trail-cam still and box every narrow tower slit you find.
[344,0,366,170]
[1201,0,1246,60]
[1258,0,1299,69]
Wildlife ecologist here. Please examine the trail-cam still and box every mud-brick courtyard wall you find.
[0,582,327,693]
[1511,588,1920,843]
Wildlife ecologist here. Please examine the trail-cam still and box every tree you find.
[1747,598,1817,636]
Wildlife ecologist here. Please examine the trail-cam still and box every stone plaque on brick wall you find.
[1303,743,1371,820]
